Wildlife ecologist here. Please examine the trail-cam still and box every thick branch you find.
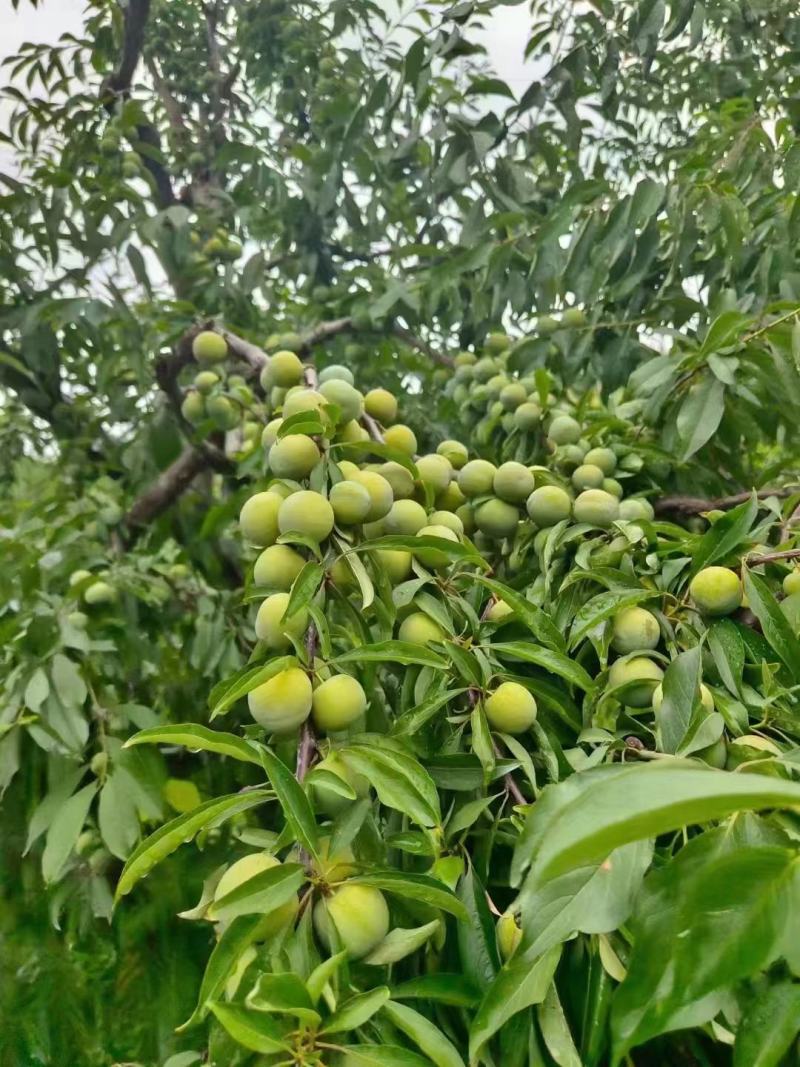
[145,57,187,138]
[392,324,453,367]
[296,317,453,367]
[655,487,797,518]
[107,0,151,96]
[123,445,207,534]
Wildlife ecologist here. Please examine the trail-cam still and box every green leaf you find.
[743,568,800,681]
[530,763,800,885]
[321,986,391,1034]
[260,747,319,858]
[570,589,659,647]
[178,915,265,1030]
[336,1046,431,1067]
[356,534,486,567]
[469,945,562,1062]
[655,646,702,753]
[207,1003,291,1054]
[333,640,449,670]
[42,782,97,883]
[391,974,480,1009]
[336,535,374,610]
[115,790,271,902]
[348,870,468,920]
[306,950,347,1004]
[689,495,758,576]
[698,309,750,356]
[285,560,325,619]
[537,982,581,1067]
[391,687,467,736]
[363,920,441,965]
[676,375,725,460]
[733,980,800,1067]
[707,619,744,695]
[98,771,140,860]
[473,575,565,651]
[246,972,320,1024]
[211,861,305,922]
[341,742,441,828]
[209,656,295,718]
[124,723,263,764]
[384,1000,465,1067]
[491,642,595,691]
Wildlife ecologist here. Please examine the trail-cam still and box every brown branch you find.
[744,548,800,567]
[106,0,151,97]
[145,57,187,138]
[122,445,207,535]
[296,623,319,782]
[295,316,453,367]
[654,487,797,518]
[221,329,268,372]
[391,324,453,367]
[362,413,384,444]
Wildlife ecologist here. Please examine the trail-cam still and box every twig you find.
[296,624,319,782]
[361,413,384,444]
[122,446,208,537]
[391,324,453,367]
[296,318,354,354]
[655,487,797,518]
[145,56,187,137]
[743,548,800,567]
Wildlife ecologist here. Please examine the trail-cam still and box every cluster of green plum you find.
[180,331,262,447]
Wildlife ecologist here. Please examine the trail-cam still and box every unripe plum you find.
[499,383,527,410]
[689,567,742,616]
[313,884,389,959]
[268,434,321,479]
[437,439,469,469]
[211,852,297,934]
[206,395,239,430]
[486,331,511,353]
[473,357,499,382]
[475,499,519,540]
[253,544,306,589]
[415,524,459,568]
[695,735,727,769]
[571,463,605,491]
[192,330,228,364]
[573,489,620,527]
[267,350,304,386]
[320,379,364,422]
[608,656,663,707]
[603,477,623,498]
[514,402,541,430]
[427,510,464,535]
[194,370,220,394]
[248,667,312,733]
[611,606,660,654]
[493,461,535,504]
[416,454,453,494]
[380,461,415,499]
[312,674,367,732]
[496,911,522,960]
[67,610,88,629]
[278,491,335,543]
[384,499,428,535]
[561,307,586,328]
[547,414,581,445]
[383,424,418,456]
[255,592,308,649]
[364,388,398,425]
[399,612,445,644]
[330,480,371,525]
[310,753,369,816]
[537,314,559,335]
[652,681,714,714]
[282,389,325,418]
[487,599,513,622]
[350,470,394,520]
[618,498,655,522]
[584,447,616,475]
[69,569,93,588]
[261,418,283,449]
[318,364,354,385]
[181,390,205,424]
[484,681,537,733]
[526,485,572,527]
[339,419,369,444]
[84,580,116,605]
[458,459,497,497]
[783,569,800,597]
[240,491,282,546]
[375,549,412,583]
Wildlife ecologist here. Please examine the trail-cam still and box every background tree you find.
[2,1,800,1064]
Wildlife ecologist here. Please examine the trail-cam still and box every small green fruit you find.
[484,681,537,733]
[364,388,398,425]
[181,390,206,424]
[330,480,372,525]
[313,884,389,959]
[474,499,519,540]
[84,581,116,605]
[253,545,306,589]
[416,454,453,495]
[458,459,497,497]
[320,378,364,422]
[384,499,428,535]
[312,674,367,732]
[547,415,581,445]
[526,485,572,527]
[255,592,308,650]
[278,491,335,543]
[689,567,742,616]
[493,462,535,504]
[611,606,660,654]
[572,464,605,491]
[192,330,228,364]
[375,549,412,583]
[248,667,312,733]
[608,656,663,708]
[415,524,459,568]
[350,470,394,521]
[437,439,469,469]
[399,612,445,644]
[383,424,417,456]
[239,491,282,547]
[318,364,354,385]
[310,753,369,816]
[573,489,620,527]
[268,434,321,479]
[267,350,304,387]
[618,498,655,522]
[497,911,522,960]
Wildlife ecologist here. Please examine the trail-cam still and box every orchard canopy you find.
[4,2,800,1066]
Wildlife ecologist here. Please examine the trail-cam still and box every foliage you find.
[2,1,800,1065]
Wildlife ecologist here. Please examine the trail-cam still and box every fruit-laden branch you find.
[296,317,453,367]
[654,487,797,518]
[122,445,208,537]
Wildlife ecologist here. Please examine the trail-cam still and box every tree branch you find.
[654,487,797,518]
[123,445,208,536]
[145,56,187,138]
[296,316,453,367]
[106,0,151,97]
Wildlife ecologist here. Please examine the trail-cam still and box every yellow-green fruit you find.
[84,581,116,605]
[696,735,727,769]
[572,464,605,491]
[163,778,201,813]
[268,350,304,387]
[455,503,476,535]
[573,489,620,527]
[475,499,519,540]
[313,837,358,882]
[181,391,205,424]
[192,330,228,364]
[380,461,415,499]
[499,383,527,410]
[399,612,445,644]
[194,370,220,394]
[603,478,623,499]
[383,424,417,456]
[310,753,369,816]
[608,657,664,707]
[781,591,800,633]
[364,388,398,425]
[487,599,513,622]
[330,480,371,525]
[207,395,239,430]
[282,389,325,418]
[486,374,508,400]
[375,549,412,583]
[248,667,312,733]
[415,524,459,568]
[69,569,93,588]
[486,331,511,353]
[428,510,464,535]
[497,912,522,961]
[339,419,369,445]
[385,499,428,535]
[619,498,655,522]
[547,414,581,445]
[255,592,308,649]
[652,682,714,714]
[212,853,297,934]
[526,485,572,527]
[350,470,393,521]
[67,610,88,629]
[267,481,297,500]
[561,307,586,328]
[514,402,541,431]
[484,681,537,733]
[437,439,469,469]
[584,447,616,475]
[338,459,360,478]
[459,459,497,497]
[473,357,498,382]
[312,674,367,732]
[455,351,477,366]
[783,570,800,597]
[239,491,282,546]
[493,462,535,504]
[278,491,335,543]
[268,434,321,479]
[417,453,453,495]
[611,606,660,654]
[319,364,354,385]
[313,884,389,959]
[320,379,364,422]
[330,557,357,590]
[689,567,743,616]
[253,545,306,589]
[261,418,283,449]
